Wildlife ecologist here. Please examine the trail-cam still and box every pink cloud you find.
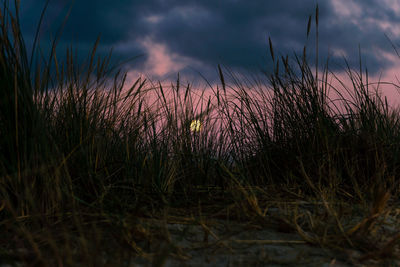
[328,55,400,113]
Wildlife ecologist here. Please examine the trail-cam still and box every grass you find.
[0,1,399,266]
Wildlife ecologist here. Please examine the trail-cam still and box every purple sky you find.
[12,0,400,107]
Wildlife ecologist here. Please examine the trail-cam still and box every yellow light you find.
[190,120,202,132]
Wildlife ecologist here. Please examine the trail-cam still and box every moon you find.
[190,120,202,132]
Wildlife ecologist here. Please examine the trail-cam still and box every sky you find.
[9,0,400,107]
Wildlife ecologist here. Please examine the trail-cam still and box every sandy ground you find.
[1,200,399,266]
[129,203,400,267]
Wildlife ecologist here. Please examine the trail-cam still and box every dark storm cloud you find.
[17,0,144,72]
[15,0,400,82]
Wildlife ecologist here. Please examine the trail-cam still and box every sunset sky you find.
[12,0,400,107]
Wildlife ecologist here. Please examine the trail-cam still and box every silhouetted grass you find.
[0,1,399,266]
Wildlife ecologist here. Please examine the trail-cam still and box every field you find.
[0,2,399,266]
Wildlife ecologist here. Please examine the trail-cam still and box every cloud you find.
[133,36,204,79]
[13,0,400,85]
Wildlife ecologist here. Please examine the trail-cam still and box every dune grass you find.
[0,1,399,266]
